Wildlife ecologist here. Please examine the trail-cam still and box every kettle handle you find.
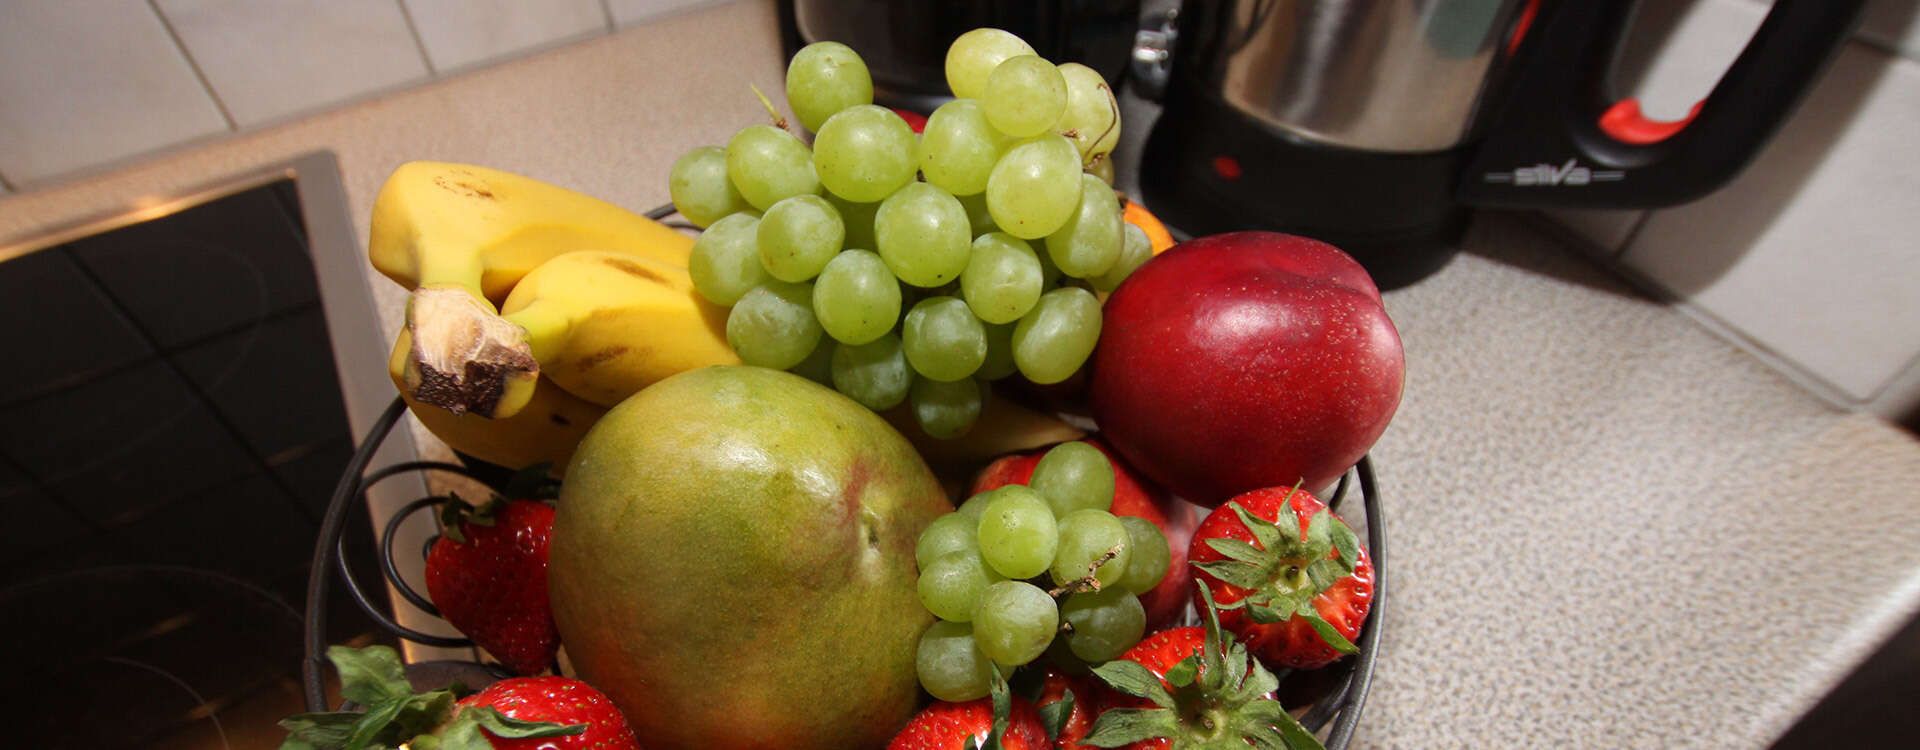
[1456,0,1866,209]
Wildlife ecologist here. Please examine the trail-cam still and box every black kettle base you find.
[1138,90,1470,290]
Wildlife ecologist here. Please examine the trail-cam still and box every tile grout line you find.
[599,0,617,32]
[146,0,239,131]
[393,0,440,77]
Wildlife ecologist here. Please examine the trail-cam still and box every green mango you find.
[550,366,947,749]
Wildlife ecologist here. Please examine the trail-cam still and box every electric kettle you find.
[1136,0,1867,288]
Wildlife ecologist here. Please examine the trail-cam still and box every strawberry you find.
[426,497,559,675]
[279,645,637,750]
[890,674,1050,750]
[1080,590,1323,750]
[970,438,1198,629]
[1187,486,1373,670]
[458,676,640,750]
[1036,667,1098,749]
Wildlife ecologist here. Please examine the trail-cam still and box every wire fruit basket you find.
[303,373,1389,748]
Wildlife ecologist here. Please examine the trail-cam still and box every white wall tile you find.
[0,1,228,184]
[157,0,429,127]
[1542,209,1647,256]
[404,0,607,73]
[1621,43,1920,403]
[607,0,729,28]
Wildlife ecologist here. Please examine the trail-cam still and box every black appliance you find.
[1137,0,1867,288]
[778,0,1142,111]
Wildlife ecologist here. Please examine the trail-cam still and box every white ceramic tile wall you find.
[156,0,430,127]
[606,0,731,28]
[0,1,228,184]
[404,0,610,73]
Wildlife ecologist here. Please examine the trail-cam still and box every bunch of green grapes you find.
[909,442,1172,701]
[670,30,1153,439]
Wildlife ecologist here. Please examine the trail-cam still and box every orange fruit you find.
[1123,199,1176,254]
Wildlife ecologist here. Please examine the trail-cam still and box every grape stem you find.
[749,84,789,131]
[1071,83,1122,169]
[1045,545,1123,599]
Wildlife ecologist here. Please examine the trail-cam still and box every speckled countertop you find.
[4,2,1919,747]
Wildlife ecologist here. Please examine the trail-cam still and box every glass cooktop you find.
[0,155,412,749]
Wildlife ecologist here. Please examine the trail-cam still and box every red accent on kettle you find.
[1598,99,1703,145]
[1212,155,1243,181]
[1505,0,1541,57]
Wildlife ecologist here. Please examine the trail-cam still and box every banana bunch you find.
[370,161,1079,475]
[370,162,736,472]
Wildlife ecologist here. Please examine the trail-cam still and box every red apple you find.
[971,439,1198,629]
[1090,231,1404,506]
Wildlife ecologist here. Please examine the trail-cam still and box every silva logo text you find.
[1483,158,1625,186]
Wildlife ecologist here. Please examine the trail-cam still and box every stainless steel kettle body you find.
[1139,0,1866,288]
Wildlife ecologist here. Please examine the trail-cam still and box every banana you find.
[389,329,605,474]
[370,161,696,417]
[498,250,739,407]
[370,161,691,302]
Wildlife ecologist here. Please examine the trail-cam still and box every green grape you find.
[975,485,1058,579]
[787,41,873,132]
[1034,239,1064,286]
[726,125,820,211]
[1012,287,1101,384]
[961,232,1044,324]
[910,374,983,439]
[1092,223,1152,292]
[669,146,749,228]
[688,212,765,305]
[876,182,973,287]
[977,322,1017,380]
[830,333,910,410]
[1046,174,1123,278]
[1030,441,1115,515]
[902,296,987,381]
[918,620,994,702]
[1089,157,1115,186]
[971,581,1058,667]
[789,335,835,386]
[725,281,822,369]
[955,489,997,521]
[758,194,844,282]
[957,191,997,236]
[814,105,918,203]
[1060,588,1146,662]
[983,56,1067,139]
[824,193,880,253]
[919,549,1004,622]
[986,135,1083,239]
[920,99,1006,196]
[917,512,981,571]
[1115,516,1171,595]
[1050,509,1131,588]
[945,28,1036,100]
[1056,62,1121,161]
[813,249,901,345]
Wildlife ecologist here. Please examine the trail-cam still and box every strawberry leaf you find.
[466,706,584,738]
[1247,602,1286,624]
[1193,560,1270,590]
[277,712,360,748]
[1328,517,1361,572]
[1228,503,1283,551]
[1038,688,1075,741]
[1304,509,1334,551]
[328,645,412,707]
[1081,707,1181,748]
[1163,655,1199,688]
[1090,661,1175,709]
[1298,610,1358,654]
[343,697,409,750]
[1270,706,1329,750]
[1204,538,1272,566]
[1305,559,1345,592]
[984,666,1012,750]
[437,497,470,544]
